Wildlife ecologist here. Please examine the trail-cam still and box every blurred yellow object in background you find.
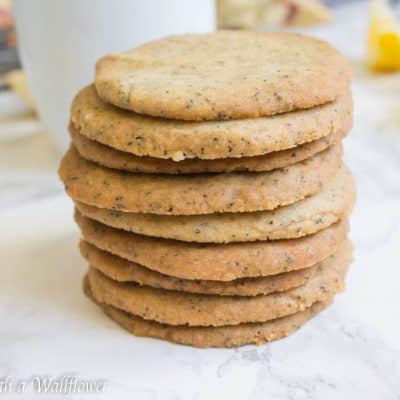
[4,69,36,110]
[368,0,400,71]
[217,0,331,29]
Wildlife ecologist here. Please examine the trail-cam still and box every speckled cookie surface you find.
[75,166,355,243]
[72,85,352,161]
[95,31,352,121]
[86,246,349,327]
[70,123,348,174]
[75,211,349,281]
[84,275,331,347]
[59,145,342,215]
[81,240,352,297]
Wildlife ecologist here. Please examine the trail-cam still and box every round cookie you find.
[75,166,355,243]
[59,144,342,215]
[72,85,352,161]
[70,123,348,174]
[86,248,349,327]
[81,240,352,297]
[75,211,349,281]
[85,277,331,347]
[95,31,352,121]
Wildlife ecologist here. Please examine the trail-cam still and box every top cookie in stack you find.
[59,31,354,348]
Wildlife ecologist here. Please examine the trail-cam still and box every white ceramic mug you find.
[12,0,216,151]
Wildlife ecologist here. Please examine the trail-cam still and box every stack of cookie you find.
[59,31,355,348]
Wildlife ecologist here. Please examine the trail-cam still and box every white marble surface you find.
[1,3,400,399]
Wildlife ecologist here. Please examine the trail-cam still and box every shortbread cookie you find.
[70,123,348,174]
[72,85,352,161]
[86,247,349,326]
[75,211,349,280]
[59,145,342,215]
[81,240,352,296]
[84,275,331,347]
[75,166,355,243]
[95,31,352,121]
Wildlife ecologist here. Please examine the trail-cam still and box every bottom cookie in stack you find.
[82,240,352,347]
[84,280,332,348]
